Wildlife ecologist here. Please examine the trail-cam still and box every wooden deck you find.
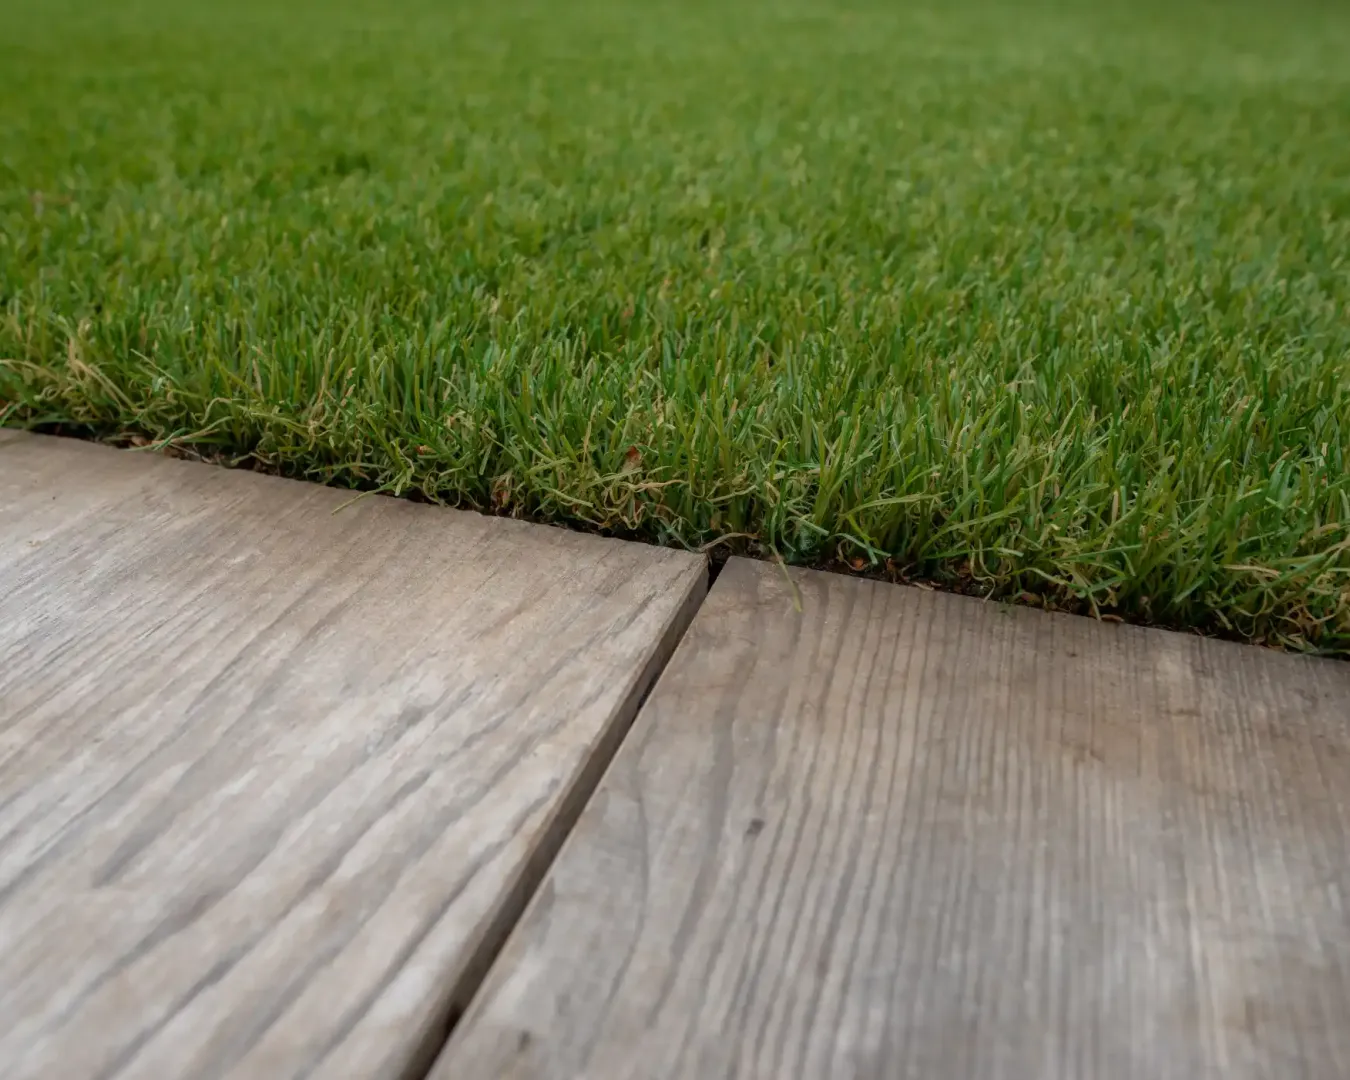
[0,433,704,1079]
[437,558,1350,1079]
[3,432,1349,1079]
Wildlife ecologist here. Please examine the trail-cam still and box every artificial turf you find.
[3,0,1349,652]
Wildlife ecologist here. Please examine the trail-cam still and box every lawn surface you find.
[3,0,1350,652]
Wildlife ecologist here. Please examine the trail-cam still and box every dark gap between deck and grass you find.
[13,426,1331,661]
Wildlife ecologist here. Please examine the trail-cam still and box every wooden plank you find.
[438,556,1350,1080]
[0,432,706,1080]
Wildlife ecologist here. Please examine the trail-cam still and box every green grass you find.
[3,0,1350,652]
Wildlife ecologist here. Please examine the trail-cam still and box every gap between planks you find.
[397,572,708,1080]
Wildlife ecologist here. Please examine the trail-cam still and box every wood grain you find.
[438,556,1350,1080]
[0,432,706,1080]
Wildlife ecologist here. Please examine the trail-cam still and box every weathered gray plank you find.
[0,432,706,1080]
[438,556,1350,1080]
